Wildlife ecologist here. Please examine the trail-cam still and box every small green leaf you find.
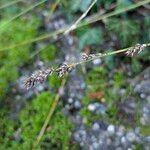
[70,0,92,12]
[79,27,103,50]
[116,0,132,10]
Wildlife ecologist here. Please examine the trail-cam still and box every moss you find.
[40,45,58,62]
[0,16,40,99]
[48,74,62,88]
[114,70,126,87]
[80,66,131,126]
[134,143,145,150]
[141,125,150,136]
[0,108,18,149]
[107,18,140,47]
[19,92,74,149]
[0,92,74,149]
[86,67,108,92]
[131,59,143,75]
[0,1,21,19]
[0,64,18,98]
[80,107,105,127]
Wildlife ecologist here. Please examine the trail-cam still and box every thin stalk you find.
[70,43,150,68]
[64,0,97,35]
[74,0,150,29]
[0,0,22,10]
[0,27,65,51]
[0,0,149,51]
[48,0,61,18]
[25,43,150,90]
[32,78,67,149]
[0,0,47,30]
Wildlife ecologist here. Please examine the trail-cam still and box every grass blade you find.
[0,0,22,10]
[0,0,47,30]
[0,0,149,51]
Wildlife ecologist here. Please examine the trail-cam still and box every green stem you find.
[73,44,150,67]
[0,0,22,10]
[0,0,48,30]
[0,0,150,51]
[32,78,67,149]
[80,0,150,27]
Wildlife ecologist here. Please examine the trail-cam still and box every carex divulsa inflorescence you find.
[24,43,148,89]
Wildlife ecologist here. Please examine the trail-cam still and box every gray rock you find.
[88,104,96,111]
[106,138,112,145]
[116,147,123,150]
[92,122,100,131]
[121,136,127,145]
[126,132,136,142]
[68,98,73,103]
[92,142,100,149]
[93,58,102,66]
[74,100,81,109]
[116,126,125,137]
[96,103,107,114]
[107,124,115,135]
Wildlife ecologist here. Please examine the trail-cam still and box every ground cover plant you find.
[0,0,150,149]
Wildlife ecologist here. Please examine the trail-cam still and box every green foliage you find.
[78,27,104,50]
[141,125,150,136]
[47,111,74,150]
[70,0,92,12]
[134,143,145,150]
[0,0,21,18]
[0,17,40,99]
[40,45,58,62]
[131,59,142,75]
[80,67,108,126]
[20,92,74,149]
[65,0,116,13]
[80,67,129,126]
[104,54,115,69]
[114,70,125,87]
[143,16,150,42]
[116,0,132,10]
[107,18,140,47]
[0,109,16,149]
[86,67,107,91]
[106,105,119,121]
[0,0,150,149]
[96,0,115,10]
[0,92,74,149]
[80,107,103,127]
[0,64,18,97]
[48,74,62,88]
[140,16,150,61]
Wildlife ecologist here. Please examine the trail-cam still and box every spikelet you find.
[56,63,73,77]
[24,68,54,89]
[126,44,147,56]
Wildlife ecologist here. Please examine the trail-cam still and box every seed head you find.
[24,68,54,89]
[81,53,97,61]
[126,44,147,56]
[81,53,90,60]
[57,63,73,77]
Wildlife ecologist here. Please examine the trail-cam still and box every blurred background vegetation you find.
[0,0,150,149]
